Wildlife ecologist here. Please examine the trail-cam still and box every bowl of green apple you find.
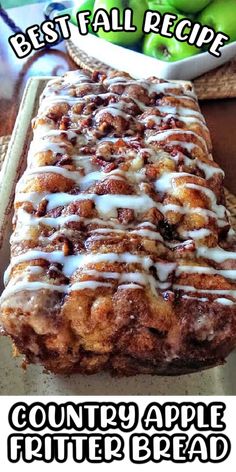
[64,0,236,79]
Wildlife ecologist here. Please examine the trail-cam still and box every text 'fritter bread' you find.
[1,69,236,375]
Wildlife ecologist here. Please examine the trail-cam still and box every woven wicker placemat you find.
[0,135,11,170]
[66,40,236,101]
[0,134,235,228]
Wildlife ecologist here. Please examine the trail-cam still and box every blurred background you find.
[1,1,45,6]
[0,0,75,139]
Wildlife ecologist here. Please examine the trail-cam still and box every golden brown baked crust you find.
[0,69,236,375]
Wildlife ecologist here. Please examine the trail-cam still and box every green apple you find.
[147,1,195,20]
[168,0,212,13]
[148,0,174,6]
[71,0,94,31]
[147,2,179,14]
[143,34,199,61]
[93,0,148,46]
[198,0,236,44]
[143,12,199,61]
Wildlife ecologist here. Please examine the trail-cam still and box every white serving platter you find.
[0,76,236,395]
[69,23,236,80]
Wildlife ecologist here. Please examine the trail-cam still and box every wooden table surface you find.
[0,3,235,194]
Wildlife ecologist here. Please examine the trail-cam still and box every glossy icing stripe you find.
[2,70,235,307]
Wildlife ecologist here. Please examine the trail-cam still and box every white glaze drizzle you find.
[197,246,236,262]
[2,70,235,306]
[179,228,212,240]
[176,266,236,279]
[215,298,235,306]
[146,129,208,152]
[15,189,227,227]
[4,250,169,285]
[103,76,196,99]
[174,285,236,298]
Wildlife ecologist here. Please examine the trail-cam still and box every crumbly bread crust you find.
[0,69,236,375]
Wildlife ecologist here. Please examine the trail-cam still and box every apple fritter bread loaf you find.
[1,69,236,376]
